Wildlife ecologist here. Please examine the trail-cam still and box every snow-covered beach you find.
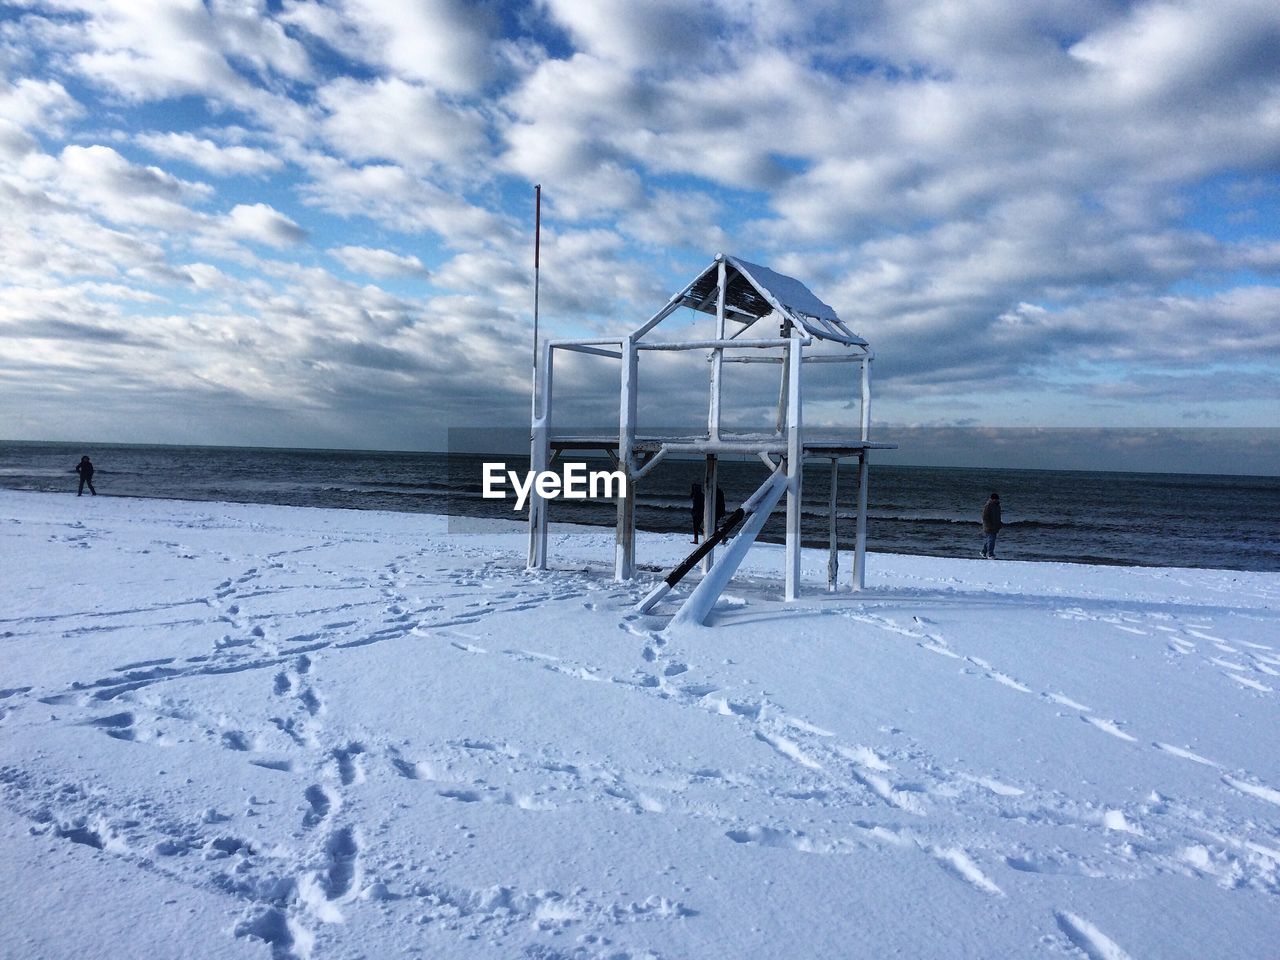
[2,489,1278,960]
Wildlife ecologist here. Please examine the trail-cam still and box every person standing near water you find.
[75,456,96,496]
[981,492,1001,558]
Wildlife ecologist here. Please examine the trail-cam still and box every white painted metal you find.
[784,333,803,601]
[724,256,867,346]
[701,455,718,573]
[709,257,726,441]
[672,469,788,627]
[558,343,622,359]
[526,425,544,569]
[637,460,783,617]
[805,353,866,363]
[547,338,625,348]
[855,355,875,591]
[527,340,553,569]
[632,448,670,482]
[526,254,890,611]
[860,353,872,442]
[632,300,683,340]
[723,353,865,364]
[827,458,839,591]
[615,336,638,581]
[636,337,807,351]
[853,452,869,591]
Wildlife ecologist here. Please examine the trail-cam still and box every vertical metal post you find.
[709,256,726,441]
[701,258,727,576]
[700,454,718,573]
[853,353,871,591]
[532,184,541,406]
[784,333,803,601]
[827,458,839,591]
[527,340,552,569]
[526,184,545,571]
[615,336,638,581]
[775,326,789,435]
[853,452,869,591]
[860,353,871,442]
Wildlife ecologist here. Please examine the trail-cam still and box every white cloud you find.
[206,0,313,83]
[430,250,527,303]
[330,245,430,280]
[299,157,513,246]
[56,144,210,230]
[542,0,727,70]
[66,0,244,101]
[0,120,38,160]
[1068,0,1280,105]
[0,77,83,133]
[34,0,314,139]
[316,77,487,172]
[135,132,284,176]
[222,202,308,246]
[3,0,1279,447]
[618,188,727,252]
[338,0,500,93]
[283,0,501,93]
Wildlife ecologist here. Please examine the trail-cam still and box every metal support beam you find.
[709,257,726,441]
[527,340,553,569]
[632,447,670,482]
[784,334,803,601]
[701,455,718,573]
[860,354,872,442]
[632,294,688,340]
[852,354,872,591]
[615,336,638,581]
[557,343,622,359]
[827,458,839,591]
[670,468,788,627]
[853,452,869,591]
[637,337,808,351]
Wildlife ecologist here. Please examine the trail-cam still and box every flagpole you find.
[527,184,545,569]
[532,183,541,418]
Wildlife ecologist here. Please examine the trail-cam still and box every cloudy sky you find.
[2,0,1278,468]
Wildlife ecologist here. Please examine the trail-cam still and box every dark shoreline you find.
[4,441,1277,573]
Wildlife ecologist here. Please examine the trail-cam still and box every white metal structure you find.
[527,253,893,613]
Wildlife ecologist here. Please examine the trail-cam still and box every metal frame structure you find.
[527,253,894,606]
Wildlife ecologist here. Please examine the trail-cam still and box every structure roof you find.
[667,254,866,346]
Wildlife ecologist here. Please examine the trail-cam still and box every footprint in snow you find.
[1055,911,1134,960]
[303,784,335,829]
[1081,715,1137,742]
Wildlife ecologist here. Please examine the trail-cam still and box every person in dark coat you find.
[981,492,1001,558]
[75,456,97,496]
[715,487,726,526]
[691,483,705,543]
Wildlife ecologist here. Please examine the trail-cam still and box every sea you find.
[3,440,1278,572]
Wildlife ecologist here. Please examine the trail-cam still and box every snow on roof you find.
[724,255,840,324]
[669,254,865,345]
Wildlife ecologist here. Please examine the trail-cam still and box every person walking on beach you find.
[981,492,1001,559]
[691,483,705,543]
[75,455,96,496]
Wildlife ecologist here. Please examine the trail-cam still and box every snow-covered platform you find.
[1,490,1278,959]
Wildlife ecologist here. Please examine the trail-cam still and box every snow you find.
[725,255,840,323]
[1,489,1278,959]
